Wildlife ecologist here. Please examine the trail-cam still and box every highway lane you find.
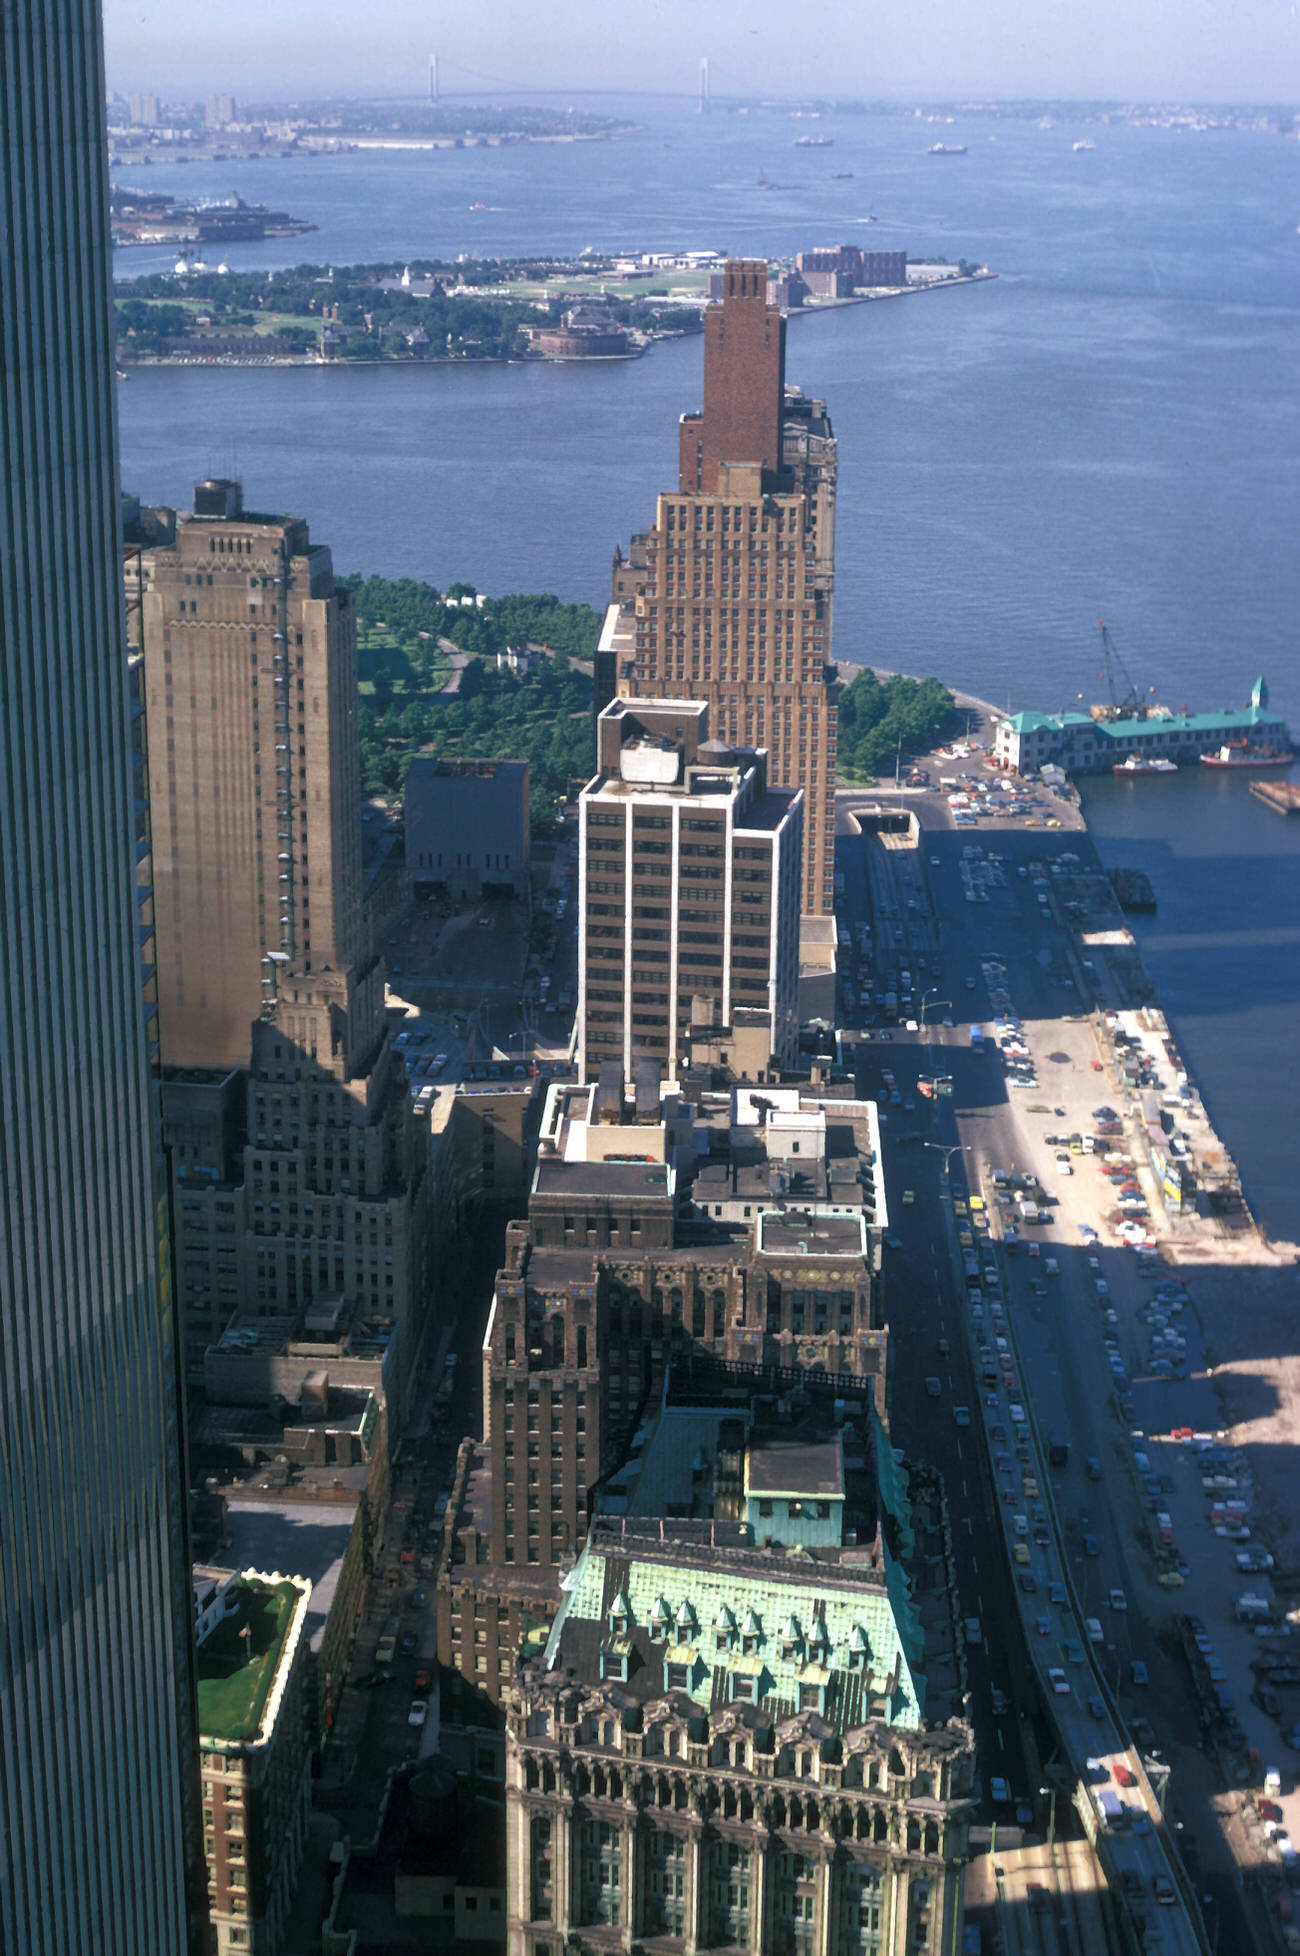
[836,827,1050,1824]
[835,800,1218,1952]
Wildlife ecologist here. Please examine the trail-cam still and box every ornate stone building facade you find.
[506,1673,973,1956]
[502,1402,975,1956]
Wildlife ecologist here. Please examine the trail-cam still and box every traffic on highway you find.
[832,768,1250,1954]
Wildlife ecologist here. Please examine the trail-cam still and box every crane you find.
[1098,620,1145,720]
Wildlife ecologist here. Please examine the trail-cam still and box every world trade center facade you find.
[1,7,202,1952]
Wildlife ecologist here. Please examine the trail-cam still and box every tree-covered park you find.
[350,575,600,826]
[835,667,958,782]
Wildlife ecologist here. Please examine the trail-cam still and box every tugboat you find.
[1200,740,1295,769]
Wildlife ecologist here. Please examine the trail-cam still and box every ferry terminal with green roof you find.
[992,676,1289,775]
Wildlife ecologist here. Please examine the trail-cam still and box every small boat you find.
[927,143,967,156]
[1073,139,1096,152]
[1200,742,1295,769]
[1112,755,1178,775]
[832,171,854,180]
[794,136,833,148]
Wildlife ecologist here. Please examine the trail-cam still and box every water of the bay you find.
[114,101,1300,1239]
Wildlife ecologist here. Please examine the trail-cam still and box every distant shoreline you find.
[107,129,634,171]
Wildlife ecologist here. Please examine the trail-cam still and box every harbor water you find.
[113,101,1300,1240]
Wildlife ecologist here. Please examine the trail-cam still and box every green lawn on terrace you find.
[195,1579,299,1743]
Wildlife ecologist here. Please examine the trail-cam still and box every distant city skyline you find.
[102,0,1300,107]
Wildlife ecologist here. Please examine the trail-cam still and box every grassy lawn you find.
[501,269,713,301]
[357,628,451,695]
[250,309,322,338]
[128,296,320,339]
[196,1579,299,1742]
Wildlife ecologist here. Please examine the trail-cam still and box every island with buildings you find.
[113,244,992,367]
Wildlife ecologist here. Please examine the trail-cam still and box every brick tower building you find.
[607,260,838,922]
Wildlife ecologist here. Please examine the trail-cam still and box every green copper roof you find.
[1002,694,1288,742]
[547,1539,923,1731]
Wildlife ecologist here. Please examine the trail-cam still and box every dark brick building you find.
[435,1075,888,1712]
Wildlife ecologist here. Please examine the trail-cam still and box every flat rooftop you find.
[222,1497,355,1656]
[533,1157,671,1200]
[756,1209,868,1258]
[428,756,527,780]
[746,1433,844,1500]
[737,785,801,832]
[520,1245,608,1287]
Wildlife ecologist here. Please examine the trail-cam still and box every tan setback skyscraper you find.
[135,483,432,1383]
[608,260,838,920]
[140,480,364,1071]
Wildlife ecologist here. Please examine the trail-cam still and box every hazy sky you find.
[104,0,1300,104]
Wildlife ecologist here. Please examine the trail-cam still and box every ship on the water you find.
[1113,754,1177,776]
[794,136,834,147]
[111,187,315,247]
[1109,867,1157,913]
[1201,740,1295,769]
[927,143,968,156]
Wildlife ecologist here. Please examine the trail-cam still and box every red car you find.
[1258,1798,1284,1824]
[1114,1764,1137,1788]
[414,1666,432,1691]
